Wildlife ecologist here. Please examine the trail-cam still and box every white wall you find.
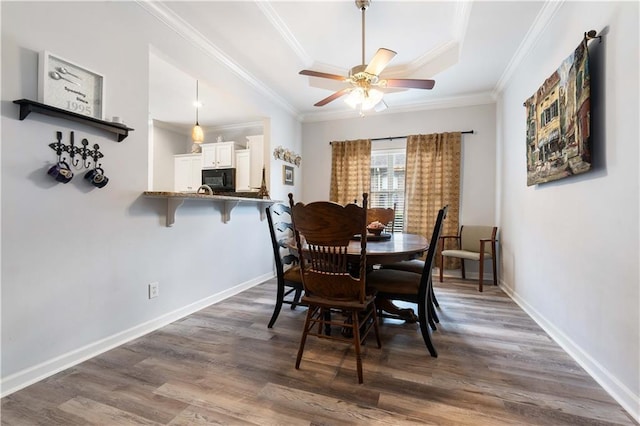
[1,1,300,394]
[497,1,639,419]
[301,104,497,227]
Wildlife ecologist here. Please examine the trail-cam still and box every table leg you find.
[377,298,418,323]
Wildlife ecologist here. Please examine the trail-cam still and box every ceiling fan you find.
[299,0,435,112]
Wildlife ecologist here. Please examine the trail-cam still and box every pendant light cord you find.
[195,80,200,125]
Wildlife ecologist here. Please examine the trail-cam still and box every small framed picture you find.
[38,51,105,120]
[283,165,294,186]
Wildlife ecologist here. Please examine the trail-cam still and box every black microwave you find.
[202,168,236,192]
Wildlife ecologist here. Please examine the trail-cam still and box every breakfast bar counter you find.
[143,191,276,226]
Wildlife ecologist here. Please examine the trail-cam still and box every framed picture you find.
[38,51,105,120]
[283,165,294,186]
[524,39,591,186]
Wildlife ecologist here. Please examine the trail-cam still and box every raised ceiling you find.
[146,1,548,128]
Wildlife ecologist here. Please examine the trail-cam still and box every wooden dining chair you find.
[439,225,498,292]
[379,205,448,321]
[288,192,381,384]
[265,203,304,328]
[367,202,396,233]
[366,206,448,357]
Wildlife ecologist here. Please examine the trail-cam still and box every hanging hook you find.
[48,131,65,163]
[90,143,104,169]
[67,131,81,167]
[79,138,92,168]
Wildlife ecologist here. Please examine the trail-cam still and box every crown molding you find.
[208,120,264,132]
[493,0,564,95]
[300,91,495,123]
[256,1,313,67]
[153,119,264,135]
[136,0,298,117]
[453,0,472,57]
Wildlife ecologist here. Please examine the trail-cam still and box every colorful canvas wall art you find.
[524,39,591,186]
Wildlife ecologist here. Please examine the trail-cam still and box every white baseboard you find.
[0,272,274,398]
[499,281,640,423]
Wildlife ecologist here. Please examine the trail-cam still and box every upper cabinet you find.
[202,142,235,169]
[174,153,202,192]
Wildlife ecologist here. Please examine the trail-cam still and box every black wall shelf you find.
[13,99,134,142]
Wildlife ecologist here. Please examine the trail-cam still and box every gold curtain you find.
[329,139,371,205]
[405,132,461,270]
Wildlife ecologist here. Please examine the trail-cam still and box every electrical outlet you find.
[148,282,159,299]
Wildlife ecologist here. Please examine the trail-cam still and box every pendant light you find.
[191,80,204,143]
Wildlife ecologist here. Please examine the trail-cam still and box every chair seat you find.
[301,293,376,311]
[283,265,303,283]
[442,249,492,261]
[366,269,420,295]
[381,259,424,274]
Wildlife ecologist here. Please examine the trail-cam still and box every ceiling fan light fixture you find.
[344,87,384,112]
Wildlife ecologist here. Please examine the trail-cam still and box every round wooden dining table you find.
[289,232,428,322]
[347,232,428,264]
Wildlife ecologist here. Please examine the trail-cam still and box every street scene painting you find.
[524,39,591,186]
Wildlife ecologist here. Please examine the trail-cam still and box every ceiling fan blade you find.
[314,88,352,107]
[364,48,397,76]
[299,70,346,82]
[382,78,436,90]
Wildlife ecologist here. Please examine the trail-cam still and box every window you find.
[370,148,405,232]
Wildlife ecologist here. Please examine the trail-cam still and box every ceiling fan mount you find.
[299,0,435,110]
[355,0,370,11]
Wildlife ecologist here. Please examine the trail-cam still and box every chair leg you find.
[351,311,364,384]
[291,288,303,309]
[431,284,440,308]
[323,309,332,336]
[461,259,466,279]
[492,255,498,286]
[478,254,484,292]
[439,254,444,282]
[296,306,315,370]
[428,293,439,329]
[268,280,285,328]
[418,286,438,358]
[371,304,382,349]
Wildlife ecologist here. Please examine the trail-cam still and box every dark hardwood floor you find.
[1,277,635,425]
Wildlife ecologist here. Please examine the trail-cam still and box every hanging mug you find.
[47,161,73,183]
[84,167,109,188]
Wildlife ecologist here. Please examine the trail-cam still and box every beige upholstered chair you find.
[439,225,498,292]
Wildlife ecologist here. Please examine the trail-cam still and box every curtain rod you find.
[370,130,474,142]
[329,130,474,144]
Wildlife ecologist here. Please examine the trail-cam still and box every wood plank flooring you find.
[2,277,636,425]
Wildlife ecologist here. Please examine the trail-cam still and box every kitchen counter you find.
[143,191,277,226]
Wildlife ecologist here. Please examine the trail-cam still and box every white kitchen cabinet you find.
[174,154,202,192]
[235,149,251,191]
[235,135,265,192]
[246,135,265,190]
[201,142,235,169]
